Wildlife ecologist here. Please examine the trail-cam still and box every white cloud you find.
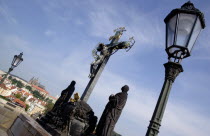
[163,103,210,136]
[38,0,165,51]
[86,0,164,49]
[44,30,56,37]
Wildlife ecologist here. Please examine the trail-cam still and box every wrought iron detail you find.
[165,1,205,28]
[181,1,197,11]
[164,62,183,82]
[148,120,161,134]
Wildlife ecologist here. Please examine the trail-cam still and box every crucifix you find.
[81,27,135,102]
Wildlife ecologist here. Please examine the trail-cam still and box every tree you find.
[12,79,18,84]
[25,85,32,92]
[16,81,24,88]
[44,97,53,103]
[47,99,53,103]
[8,76,13,80]
[15,93,22,99]
[11,79,24,88]
[20,97,26,102]
[0,95,11,101]
[44,101,54,114]
[32,90,45,100]
[25,104,30,111]
[45,97,49,101]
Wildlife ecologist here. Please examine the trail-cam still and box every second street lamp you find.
[0,52,24,85]
[11,52,24,69]
[146,1,205,136]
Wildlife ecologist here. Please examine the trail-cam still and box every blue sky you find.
[0,0,210,136]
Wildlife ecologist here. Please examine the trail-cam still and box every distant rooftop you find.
[32,84,49,94]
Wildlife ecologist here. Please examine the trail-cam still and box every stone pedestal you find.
[0,105,20,131]
[36,116,63,136]
[7,114,51,136]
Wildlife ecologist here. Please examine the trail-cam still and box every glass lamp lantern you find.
[164,1,205,62]
[12,52,23,68]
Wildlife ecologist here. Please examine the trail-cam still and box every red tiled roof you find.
[6,95,15,99]
[49,95,57,100]
[10,86,16,90]
[41,101,47,106]
[13,98,26,108]
[29,98,36,102]
[25,92,31,96]
[0,83,7,90]
[32,85,49,94]
[38,99,42,103]
[20,91,32,96]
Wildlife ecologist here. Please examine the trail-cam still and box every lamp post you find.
[146,1,205,136]
[0,52,24,85]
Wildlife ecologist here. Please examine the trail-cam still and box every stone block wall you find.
[0,105,20,131]
[7,114,51,136]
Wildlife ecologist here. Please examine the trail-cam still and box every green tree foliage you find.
[15,93,22,99]
[44,97,53,103]
[16,81,24,88]
[48,99,53,103]
[11,79,24,88]
[0,95,11,101]
[11,79,18,84]
[8,76,13,80]
[25,85,32,92]
[44,101,54,114]
[25,104,30,111]
[20,97,26,102]
[32,90,45,100]
[45,97,49,101]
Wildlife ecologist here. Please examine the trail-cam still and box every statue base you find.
[36,111,67,136]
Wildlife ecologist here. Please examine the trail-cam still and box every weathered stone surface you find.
[37,100,97,136]
[0,105,20,130]
[8,114,51,136]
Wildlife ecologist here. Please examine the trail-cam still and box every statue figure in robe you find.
[51,81,76,112]
[37,81,97,136]
[96,85,129,136]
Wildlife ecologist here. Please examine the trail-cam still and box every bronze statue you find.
[37,82,97,136]
[65,100,97,136]
[52,81,76,112]
[96,85,129,136]
[89,43,110,78]
[89,27,135,78]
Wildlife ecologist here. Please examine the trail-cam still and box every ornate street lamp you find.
[0,52,23,85]
[165,1,205,63]
[146,2,205,136]
[11,52,24,69]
